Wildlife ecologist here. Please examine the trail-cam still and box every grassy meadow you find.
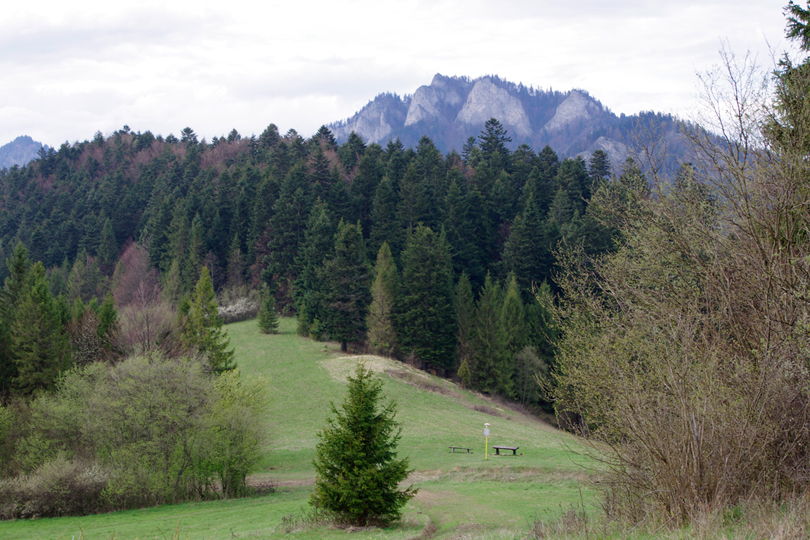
[0,317,599,539]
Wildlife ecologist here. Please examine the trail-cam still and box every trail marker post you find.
[483,423,491,461]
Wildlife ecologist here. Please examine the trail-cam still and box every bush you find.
[0,457,109,519]
[3,355,266,517]
[218,286,259,324]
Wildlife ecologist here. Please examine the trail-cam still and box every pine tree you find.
[366,242,398,356]
[322,221,371,352]
[311,364,415,526]
[396,226,456,374]
[181,266,235,373]
[258,285,279,334]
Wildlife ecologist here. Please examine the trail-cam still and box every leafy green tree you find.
[258,285,279,334]
[396,226,456,374]
[181,267,235,373]
[366,242,398,356]
[322,221,371,351]
[311,364,415,526]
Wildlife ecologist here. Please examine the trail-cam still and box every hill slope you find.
[0,318,598,539]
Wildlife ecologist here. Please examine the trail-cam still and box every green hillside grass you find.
[0,318,599,539]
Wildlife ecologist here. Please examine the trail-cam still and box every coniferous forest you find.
[0,118,630,406]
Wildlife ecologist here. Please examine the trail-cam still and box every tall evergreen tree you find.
[469,274,510,395]
[454,272,476,386]
[311,364,415,526]
[502,188,554,295]
[181,266,235,373]
[97,216,117,274]
[322,221,371,352]
[367,176,400,259]
[0,244,32,397]
[294,199,335,336]
[500,274,528,399]
[396,226,456,374]
[366,242,398,356]
[11,262,72,395]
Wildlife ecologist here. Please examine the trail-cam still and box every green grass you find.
[0,317,600,539]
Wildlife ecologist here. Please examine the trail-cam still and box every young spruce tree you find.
[181,266,235,373]
[258,285,279,334]
[311,364,415,526]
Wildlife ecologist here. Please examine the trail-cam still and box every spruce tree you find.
[366,242,398,356]
[11,263,72,395]
[0,244,31,396]
[311,364,415,526]
[368,176,400,258]
[293,199,334,337]
[322,221,370,352]
[181,266,235,373]
[454,273,476,386]
[258,285,279,334]
[500,274,528,399]
[396,226,456,374]
[97,216,117,273]
[470,274,509,395]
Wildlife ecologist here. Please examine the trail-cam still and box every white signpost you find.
[483,423,491,460]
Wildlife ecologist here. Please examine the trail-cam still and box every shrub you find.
[3,355,266,517]
[0,457,109,519]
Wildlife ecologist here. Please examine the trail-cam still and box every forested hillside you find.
[0,118,648,405]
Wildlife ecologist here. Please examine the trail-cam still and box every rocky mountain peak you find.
[544,90,603,132]
[455,77,531,137]
[328,74,687,172]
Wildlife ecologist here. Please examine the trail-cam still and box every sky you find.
[0,0,796,147]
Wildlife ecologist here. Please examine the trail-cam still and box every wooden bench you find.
[448,446,472,453]
[491,445,519,456]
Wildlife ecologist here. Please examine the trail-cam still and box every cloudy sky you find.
[0,1,795,147]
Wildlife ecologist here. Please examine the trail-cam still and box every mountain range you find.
[330,74,692,171]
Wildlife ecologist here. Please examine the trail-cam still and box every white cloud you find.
[0,0,795,146]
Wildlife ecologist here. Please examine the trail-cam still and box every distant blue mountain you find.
[0,135,46,169]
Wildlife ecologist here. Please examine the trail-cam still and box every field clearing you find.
[0,317,600,539]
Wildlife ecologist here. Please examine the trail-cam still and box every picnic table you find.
[491,445,519,456]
